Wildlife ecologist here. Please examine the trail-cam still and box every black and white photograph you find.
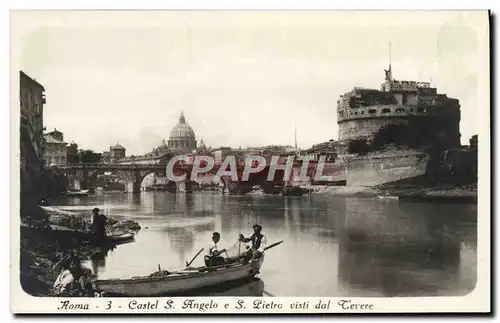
[11,10,490,313]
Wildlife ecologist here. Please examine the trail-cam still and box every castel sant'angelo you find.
[335,62,463,186]
[336,63,461,153]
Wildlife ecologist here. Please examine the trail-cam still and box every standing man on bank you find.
[91,207,107,238]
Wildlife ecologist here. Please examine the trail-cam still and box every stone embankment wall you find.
[346,150,429,187]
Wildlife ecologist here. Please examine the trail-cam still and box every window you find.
[369,109,376,114]
[381,108,391,113]
[395,108,405,113]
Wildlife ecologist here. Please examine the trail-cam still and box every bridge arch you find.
[87,170,127,191]
[139,171,161,186]
[64,170,84,191]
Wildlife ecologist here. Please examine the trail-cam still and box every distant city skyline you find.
[15,11,486,155]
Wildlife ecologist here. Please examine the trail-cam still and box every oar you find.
[263,290,275,297]
[263,240,284,252]
[186,248,204,267]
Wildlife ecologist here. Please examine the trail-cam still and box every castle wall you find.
[339,117,411,142]
[346,150,429,186]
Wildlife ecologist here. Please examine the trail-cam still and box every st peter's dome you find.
[168,112,197,152]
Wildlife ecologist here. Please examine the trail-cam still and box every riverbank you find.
[20,206,141,296]
[304,183,477,203]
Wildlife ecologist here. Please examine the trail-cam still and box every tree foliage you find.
[78,150,103,164]
[347,139,370,155]
[66,143,79,164]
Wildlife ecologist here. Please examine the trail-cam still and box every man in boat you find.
[91,207,107,238]
[204,232,228,267]
[239,224,266,263]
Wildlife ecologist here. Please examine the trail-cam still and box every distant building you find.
[20,71,46,210]
[211,147,236,165]
[304,140,338,162]
[46,128,63,141]
[198,139,210,154]
[109,142,126,163]
[115,112,204,165]
[115,140,172,165]
[43,128,67,165]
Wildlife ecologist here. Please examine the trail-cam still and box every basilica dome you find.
[168,112,197,152]
[169,112,196,140]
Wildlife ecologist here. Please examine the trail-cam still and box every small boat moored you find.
[94,255,265,297]
[377,195,399,201]
[66,190,89,197]
[106,231,135,244]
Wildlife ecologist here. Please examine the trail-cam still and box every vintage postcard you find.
[10,10,490,313]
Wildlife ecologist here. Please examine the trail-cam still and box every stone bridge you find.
[50,162,314,194]
[52,164,173,193]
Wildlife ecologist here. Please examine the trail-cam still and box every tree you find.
[78,150,103,164]
[347,139,370,155]
[66,142,79,164]
[371,123,419,149]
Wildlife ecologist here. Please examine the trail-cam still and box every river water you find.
[52,191,477,297]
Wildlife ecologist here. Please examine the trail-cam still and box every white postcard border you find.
[9,9,491,314]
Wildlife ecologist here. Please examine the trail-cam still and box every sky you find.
[13,11,489,155]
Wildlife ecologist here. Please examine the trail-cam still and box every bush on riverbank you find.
[41,206,141,233]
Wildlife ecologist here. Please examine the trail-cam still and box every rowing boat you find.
[377,195,399,201]
[94,255,265,297]
[66,190,89,197]
[106,231,135,243]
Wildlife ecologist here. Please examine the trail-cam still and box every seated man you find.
[204,232,227,267]
[53,255,94,297]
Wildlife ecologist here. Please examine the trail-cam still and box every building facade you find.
[109,143,126,163]
[43,128,67,165]
[20,71,46,212]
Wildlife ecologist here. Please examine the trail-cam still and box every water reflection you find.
[164,227,195,265]
[54,192,476,297]
[90,251,108,277]
[338,197,473,297]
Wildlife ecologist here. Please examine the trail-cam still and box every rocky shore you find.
[20,207,141,296]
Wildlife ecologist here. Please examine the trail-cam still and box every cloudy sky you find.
[13,11,488,155]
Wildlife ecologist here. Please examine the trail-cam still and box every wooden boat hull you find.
[107,232,135,243]
[94,256,264,297]
[377,195,399,200]
[66,190,89,197]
